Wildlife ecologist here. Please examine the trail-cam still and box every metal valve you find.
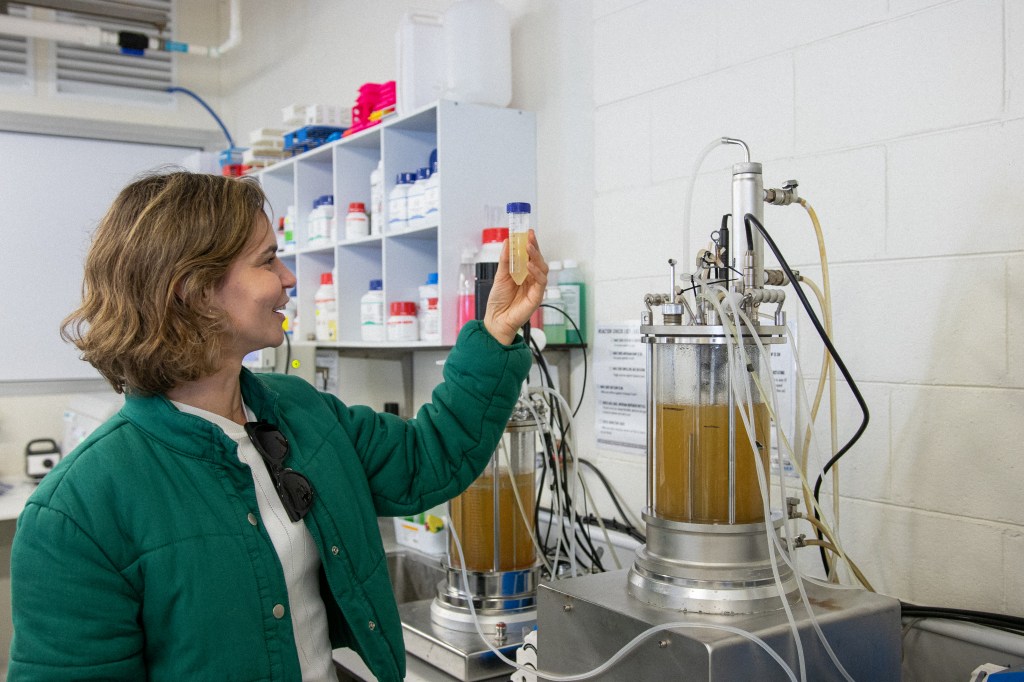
[764,179,799,206]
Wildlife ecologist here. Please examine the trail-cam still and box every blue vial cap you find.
[507,202,531,214]
[417,167,430,180]
[369,279,382,290]
[426,272,438,285]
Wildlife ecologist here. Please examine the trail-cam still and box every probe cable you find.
[743,213,869,575]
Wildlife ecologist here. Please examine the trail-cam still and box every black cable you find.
[527,332,605,571]
[282,330,292,374]
[901,602,1024,635]
[577,458,639,533]
[744,213,869,576]
[538,303,588,417]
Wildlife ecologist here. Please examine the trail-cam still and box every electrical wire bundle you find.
[524,311,644,580]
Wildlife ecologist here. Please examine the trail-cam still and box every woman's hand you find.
[483,230,548,345]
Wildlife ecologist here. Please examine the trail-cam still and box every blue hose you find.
[166,86,235,149]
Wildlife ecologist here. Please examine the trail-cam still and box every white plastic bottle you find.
[541,286,566,344]
[345,202,369,240]
[423,159,439,227]
[558,258,586,344]
[284,205,297,252]
[547,260,563,290]
[420,297,440,342]
[314,272,337,342]
[283,288,297,339]
[407,167,430,229]
[443,0,512,107]
[307,197,324,245]
[360,279,385,342]
[321,195,336,242]
[388,172,416,232]
[387,301,419,342]
[418,272,440,342]
[370,159,384,235]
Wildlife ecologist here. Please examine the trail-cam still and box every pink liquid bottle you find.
[456,246,477,333]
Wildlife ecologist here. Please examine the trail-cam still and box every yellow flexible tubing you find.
[798,198,840,577]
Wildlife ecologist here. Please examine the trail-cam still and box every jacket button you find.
[331,545,339,555]
[247,513,258,526]
[273,604,285,619]
[368,621,376,631]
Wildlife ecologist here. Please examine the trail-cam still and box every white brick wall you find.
[590,0,1024,615]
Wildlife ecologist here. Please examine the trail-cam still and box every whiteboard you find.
[0,131,200,381]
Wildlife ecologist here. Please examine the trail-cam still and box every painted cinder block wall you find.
[587,0,1023,615]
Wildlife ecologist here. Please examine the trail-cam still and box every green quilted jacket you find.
[8,321,530,681]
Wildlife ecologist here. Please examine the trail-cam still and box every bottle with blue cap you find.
[507,201,531,285]
[387,173,416,233]
[360,279,385,342]
[418,272,440,342]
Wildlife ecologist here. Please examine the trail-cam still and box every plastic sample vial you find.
[314,272,337,342]
[506,202,531,285]
[360,279,385,342]
[387,301,419,342]
[345,202,369,240]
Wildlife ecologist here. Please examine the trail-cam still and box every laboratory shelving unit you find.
[257,100,537,349]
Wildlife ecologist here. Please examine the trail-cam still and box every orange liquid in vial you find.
[509,231,529,285]
[654,403,771,524]
[449,469,535,572]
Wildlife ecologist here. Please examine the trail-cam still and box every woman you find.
[8,170,547,681]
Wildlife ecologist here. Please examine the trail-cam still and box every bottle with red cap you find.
[345,202,369,240]
[387,301,419,342]
[474,226,508,321]
[314,271,337,342]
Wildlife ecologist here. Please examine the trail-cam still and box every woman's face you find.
[212,214,296,363]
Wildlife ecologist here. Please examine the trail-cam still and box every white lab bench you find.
[0,477,38,522]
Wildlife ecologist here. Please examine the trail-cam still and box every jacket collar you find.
[119,368,281,462]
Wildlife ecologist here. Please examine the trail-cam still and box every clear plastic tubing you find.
[507,201,531,285]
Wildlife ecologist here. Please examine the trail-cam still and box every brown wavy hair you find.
[61,169,270,395]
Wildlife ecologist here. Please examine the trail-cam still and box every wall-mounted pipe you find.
[0,0,241,58]
[159,0,241,58]
[0,13,112,47]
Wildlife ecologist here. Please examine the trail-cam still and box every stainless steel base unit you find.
[537,569,901,681]
[400,599,524,682]
[629,512,798,615]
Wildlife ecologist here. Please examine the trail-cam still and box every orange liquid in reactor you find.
[449,470,535,572]
[654,403,771,524]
